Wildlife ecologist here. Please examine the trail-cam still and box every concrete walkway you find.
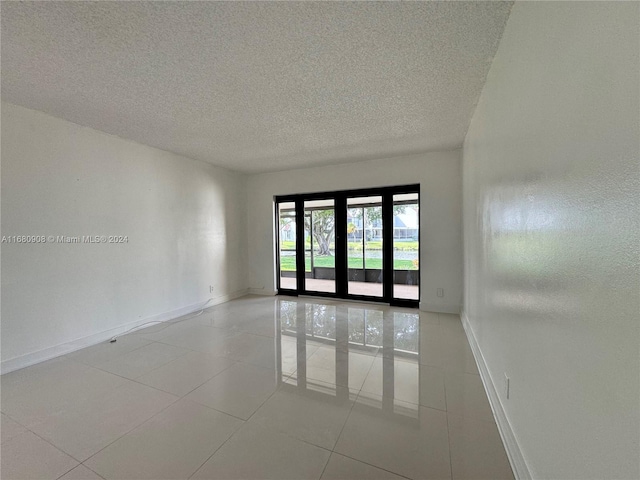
[279,277,418,300]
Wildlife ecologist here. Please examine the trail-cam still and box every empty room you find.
[1,2,638,480]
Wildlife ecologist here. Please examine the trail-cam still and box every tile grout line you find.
[2,410,94,468]
[330,451,415,480]
[0,415,112,480]
[4,427,83,479]
[319,344,377,478]
[79,360,187,395]
[171,360,240,399]
[76,359,279,473]
[54,464,82,480]
[325,385,417,480]
[186,414,246,479]
[186,342,301,478]
[84,340,195,379]
[78,388,187,470]
[185,369,290,478]
[54,463,105,480]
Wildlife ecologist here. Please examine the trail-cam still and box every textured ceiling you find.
[1,1,512,173]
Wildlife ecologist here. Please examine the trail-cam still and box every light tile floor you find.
[1,295,513,480]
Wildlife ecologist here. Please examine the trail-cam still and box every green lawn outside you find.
[281,240,418,251]
[280,255,416,271]
[355,240,419,251]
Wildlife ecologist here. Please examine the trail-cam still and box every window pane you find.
[393,193,419,300]
[278,202,296,290]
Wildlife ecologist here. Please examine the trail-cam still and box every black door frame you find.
[275,184,420,308]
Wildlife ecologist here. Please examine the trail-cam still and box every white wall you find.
[1,103,248,371]
[246,151,462,313]
[462,3,639,479]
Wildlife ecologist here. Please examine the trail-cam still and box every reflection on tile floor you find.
[0,295,513,480]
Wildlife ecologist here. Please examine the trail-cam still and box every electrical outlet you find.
[209,285,214,293]
[436,288,444,298]
[504,373,510,399]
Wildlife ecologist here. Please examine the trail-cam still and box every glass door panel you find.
[346,196,383,298]
[278,202,297,290]
[304,199,336,294]
[392,193,419,300]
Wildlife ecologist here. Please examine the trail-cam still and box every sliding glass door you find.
[392,193,419,301]
[276,185,419,307]
[347,196,383,298]
[304,199,336,294]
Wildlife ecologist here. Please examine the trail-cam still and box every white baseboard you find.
[1,289,248,375]
[248,288,277,296]
[419,302,460,314]
[460,310,532,480]
[210,289,250,305]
